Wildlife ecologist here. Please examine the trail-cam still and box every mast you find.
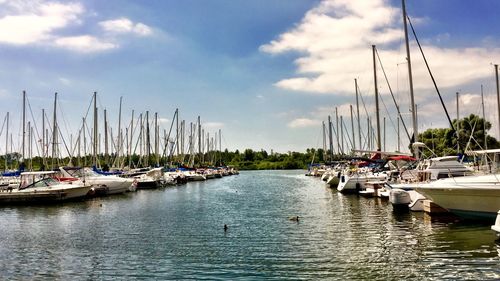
[335,108,340,154]
[104,108,108,164]
[93,92,98,167]
[28,122,32,170]
[397,117,401,152]
[481,85,487,150]
[129,110,134,168]
[328,115,334,160]
[495,64,500,139]
[5,112,8,171]
[402,0,418,158]
[456,92,460,154]
[52,92,58,169]
[322,121,326,159]
[155,112,159,166]
[42,109,45,168]
[383,117,386,152]
[117,96,122,166]
[355,79,361,151]
[372,45,381,151]
[22,91,26,166]
[198,116,201,165]
[83,117,87,167]
[146,111,150,167]
[340,116,344,154]
[350,104,355,152]
[176,109,180,157]
[218,128,222,165]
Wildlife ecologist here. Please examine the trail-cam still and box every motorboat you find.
[0,171,91,203]
[415,174,500,220]
[59,167,134,195]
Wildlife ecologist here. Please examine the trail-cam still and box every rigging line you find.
[57,123,73,160]
[26,97,42,156]
[355,83,370,145]
[162,110,178,159]
[377,91,398,137]
[375,48,412,142]
[341,117,354,151]
[329,119,339,155]
[407,15,455,132]
[58,98,75,154]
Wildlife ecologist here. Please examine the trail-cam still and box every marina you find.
[0,0,500,279]
[0,170,499,280]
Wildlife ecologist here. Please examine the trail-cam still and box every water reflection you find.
[0,170,498,280]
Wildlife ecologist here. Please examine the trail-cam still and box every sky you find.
[0,0,499,155]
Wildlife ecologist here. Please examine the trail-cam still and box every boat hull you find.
[416,184,500,220]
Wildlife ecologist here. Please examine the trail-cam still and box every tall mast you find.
[372,45,381,151]
[104,108,108,164]
[93,92,98,166]
[155,112,159,166]
[22,91,26,165]
[176,109,180,157]
[117,96,122,164]
[42,109,45,168]
[355,79,362,151]
[495,64,500,139]
[52,92,58,169]
[322,121,326,159]
[218,128,221,165]
[335,108,340,154]
[328,115,334,160]
[350,104,355,153]
[198,116,201,165]
[340,116,344,154]
[146,111,150,167]
[129,110,134,168]
[456,92,460,154]
[397,117,401,152]
[5,112,8,171]
[402,0,418,158]
[481,85,487,150]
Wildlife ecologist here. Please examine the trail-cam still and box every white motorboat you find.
[337,169,388,193]
[415,174,500,220]
[59,167,134,195]
[0,171,91,203]
[389,156,474,211]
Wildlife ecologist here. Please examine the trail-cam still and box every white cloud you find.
[158,118,170,125]
[204,122,225,129]
[55,35,116,53]
[0,1,83,45]
[288,118,321,128]
[99,18,153,36]
[0,2,155,53]
[58,77,71,85]
[261,0,500,98]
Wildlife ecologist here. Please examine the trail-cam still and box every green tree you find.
[418,114,500,156]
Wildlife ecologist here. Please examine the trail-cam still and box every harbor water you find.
[0,170,499,280]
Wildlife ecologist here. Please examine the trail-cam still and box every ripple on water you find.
[0,170,499,280]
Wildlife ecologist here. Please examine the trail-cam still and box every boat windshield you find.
[28,177,59,188]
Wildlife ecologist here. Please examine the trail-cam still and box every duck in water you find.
[288,216,299,222]
[224,224,228,232]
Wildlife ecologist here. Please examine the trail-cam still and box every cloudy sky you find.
[0,0,499,155]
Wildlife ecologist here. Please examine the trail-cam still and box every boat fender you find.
[355,183,361,192]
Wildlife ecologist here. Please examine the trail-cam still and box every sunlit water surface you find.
[0,170,499,280]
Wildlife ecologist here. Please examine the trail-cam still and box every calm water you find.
[0,170,499,280]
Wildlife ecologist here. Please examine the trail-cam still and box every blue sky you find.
[0,0,499,155]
